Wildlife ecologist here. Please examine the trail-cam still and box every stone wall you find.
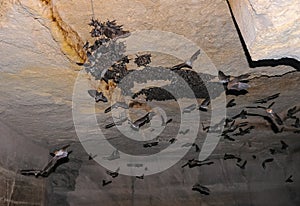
[228,0,300,61]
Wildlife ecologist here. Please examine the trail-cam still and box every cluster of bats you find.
[20,19,298,198]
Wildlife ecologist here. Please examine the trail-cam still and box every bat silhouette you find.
[262,158,274,169]
[254,93,280,104]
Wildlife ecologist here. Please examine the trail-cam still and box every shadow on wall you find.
[226,0,300,71]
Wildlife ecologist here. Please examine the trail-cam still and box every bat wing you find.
[88,90,97,98]
[170,62,189,70]
[104,106,112,113]
[60,144,70,151]
[189,49,201,64]
[40,157,58,176]
[20,169,41,176]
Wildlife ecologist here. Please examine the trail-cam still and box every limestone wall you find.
[228,0,300,61]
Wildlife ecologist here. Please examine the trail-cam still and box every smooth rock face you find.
[0,0,299,206]
[228,0,300,61]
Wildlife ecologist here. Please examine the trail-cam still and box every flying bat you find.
[181,159,214,168]
[170,49,201,70]
[232,110,248,119]
[233,126,255,136]
[88,90,108,102]
[136,174,144,179]
[20,144,71,178]
[222,134,235,141]
[169,138,177,144]
[179,129,190,135]
[106,167,120,178]
[39,144,71,177]
[19,169,41,177]
[102,180,112,186]
[105,116,128,129]
[285,175,293,183]
[280,140,288,150]
[88,153,97,160]
[161,116,172,126]
[262,158,274,169]
[287,106,298,119]
[254,93,280,104]
[143,141,159,148]
[182,104,197,113]
[222,120,248,135]
[236,160,247,170]
[226,99,236,108]
[218,71,250,91]
[223,153,242,162]
[181,143,200,152]
[192,184,210,195]
[129,112,155,130]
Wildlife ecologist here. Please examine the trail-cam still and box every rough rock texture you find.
[0,0,299,206]
[228,0,300,61]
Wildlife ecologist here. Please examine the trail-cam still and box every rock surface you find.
[228,0,300,61]
[0,0,299,206]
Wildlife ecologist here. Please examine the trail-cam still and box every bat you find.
[280,140,288,150]
[102,180,112,186]
[192,184,210,195]
[254,93,280,104]
[223,153,242,162]
[262,158,274,169]
[182,104,197,113]
[236,160,247,169]
[88,90,108,102]
[226,99,236,108]
[218,71,250,91]
[143,141,159,148]
[285,175,293,183]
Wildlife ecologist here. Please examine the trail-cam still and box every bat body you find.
[88,90,108,102]
[262,158,274,169]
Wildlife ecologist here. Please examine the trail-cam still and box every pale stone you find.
[228,0,300,61]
